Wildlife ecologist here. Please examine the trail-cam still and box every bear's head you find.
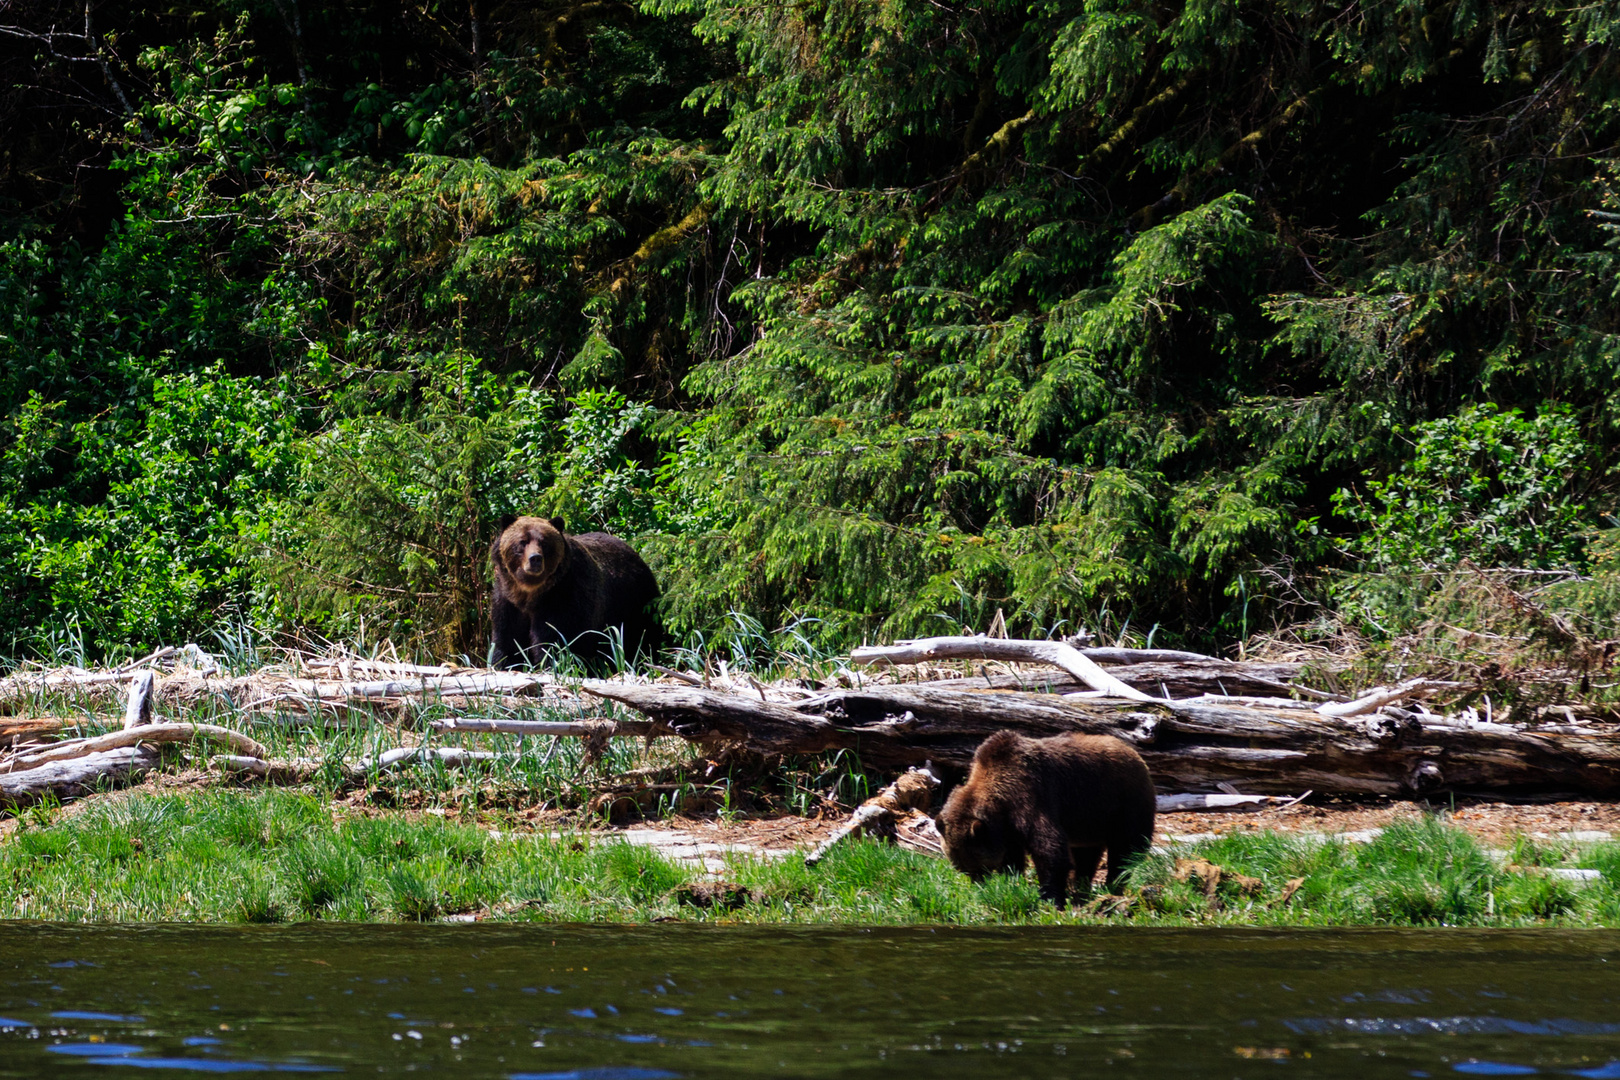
[937,731,1026,881]
[493,515,569,597]
[937,795,1021,881]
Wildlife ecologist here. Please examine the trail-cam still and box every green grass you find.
[7,791,1620,926]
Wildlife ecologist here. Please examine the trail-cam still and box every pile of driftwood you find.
[0,650,620,808]
[4,634,1619,813]
[583,636,1620,800]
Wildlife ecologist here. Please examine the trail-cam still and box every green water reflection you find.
[2,924,1620,1077]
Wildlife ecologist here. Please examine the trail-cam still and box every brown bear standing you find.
[937,730,1156,907]
[489,515,661,669]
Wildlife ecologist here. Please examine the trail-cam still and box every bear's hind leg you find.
[1103,835,1151,892]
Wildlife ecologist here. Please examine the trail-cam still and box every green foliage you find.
[1336,405,1592,572]
[3,371,298,657]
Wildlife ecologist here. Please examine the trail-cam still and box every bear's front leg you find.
[490,602,531,669]
[1026,818,1074,908]
[1070,846,1105,900]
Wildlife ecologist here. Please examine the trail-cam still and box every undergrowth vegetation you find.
[7,792,1620,927]
[3,0,1618,661]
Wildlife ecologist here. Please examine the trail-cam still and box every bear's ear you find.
[547,516,566,533]
[976,729,1019,763]
[495,514,518,534]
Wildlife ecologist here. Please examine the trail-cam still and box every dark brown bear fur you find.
[489,515,661,669]
[937,730,1156,907]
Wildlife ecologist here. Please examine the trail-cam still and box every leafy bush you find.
[5,371,299,657]
[1336,405,1593,573]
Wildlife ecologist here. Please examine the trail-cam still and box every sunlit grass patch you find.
[8,792,1620,927]
[1127,817,1615,928]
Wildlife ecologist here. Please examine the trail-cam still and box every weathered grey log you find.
[582,682,844,753]
[283,672,549,700]
[1,722,269,773]
[122,670,157,729]
[0,746,159,809]
[0,665,557,712]
[583,681,1620,797]
[303,658,458,678]
[850,637,1154,701]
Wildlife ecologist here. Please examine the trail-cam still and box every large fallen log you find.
[0,746,159,809]
[429,717,630,736]
[278,672,550,700]
[1155,792,1311,813]
[0,718,69,748]
[582,681,1620,797]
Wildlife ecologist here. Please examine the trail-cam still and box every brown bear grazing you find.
[937,730,1156,908]
[489,515,661,670]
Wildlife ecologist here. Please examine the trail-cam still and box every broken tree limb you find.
[1,723,269,773]
[805,764,941,866]
[428,717,641,737]
[851,636,1155,701]
[122,670,157,729]
[1080,647,1219,664]
[910,658,1322,700]
[210,746,522,785]
[0,746,160,809]
[1316,679,1462,718]
[1155,792,1312,813]
[115,646,177,674]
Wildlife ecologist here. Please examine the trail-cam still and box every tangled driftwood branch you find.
[805,764,942,865]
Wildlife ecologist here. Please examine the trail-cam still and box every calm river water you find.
[2,924,1619,1077]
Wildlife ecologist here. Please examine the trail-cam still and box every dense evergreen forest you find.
[1,0,1617,662]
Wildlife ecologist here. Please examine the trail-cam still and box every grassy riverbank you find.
[4,789,1620,927]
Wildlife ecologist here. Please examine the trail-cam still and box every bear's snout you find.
[526,551,545,572]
